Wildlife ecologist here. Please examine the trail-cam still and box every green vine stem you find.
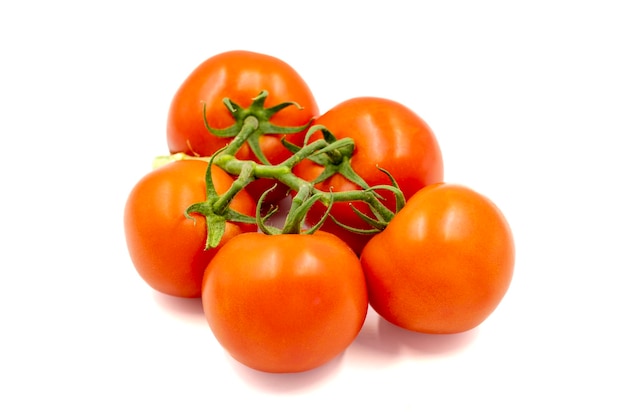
[159,91,405,248]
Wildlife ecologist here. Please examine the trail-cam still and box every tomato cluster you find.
[124,50,515,374]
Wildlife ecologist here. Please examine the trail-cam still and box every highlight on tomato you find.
[166,50,319,202]
[201,231,369,373]
[124,159,257,298]
[360,183,515,334]
[293,96,444,254]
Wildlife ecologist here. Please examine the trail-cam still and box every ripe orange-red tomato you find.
[361,183,515,334]
[124,160,256,298]
[293,97,444,254]
[166,50,319,201]
[202,231,368,373]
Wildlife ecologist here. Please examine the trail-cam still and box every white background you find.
[2,1,625,415]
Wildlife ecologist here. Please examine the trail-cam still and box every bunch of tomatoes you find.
[124,50,515,374]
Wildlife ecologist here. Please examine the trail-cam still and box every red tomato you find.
[166,50,319,201]
[202,231,368,373]
[361,183,514,334]
[293,97,444,254]
[124,160,257,298]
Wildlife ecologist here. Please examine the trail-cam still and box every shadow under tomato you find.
[350,310,478,367]
[375,315,478,354]
[152,291,205,323]
[229,351,344,393]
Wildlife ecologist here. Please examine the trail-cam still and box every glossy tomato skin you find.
[293,97,444,254]
[202,231,368,373]
[124,160,256,298]
[167,50,319,202]
[361,183,515,334]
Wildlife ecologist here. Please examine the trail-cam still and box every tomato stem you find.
[217,147,398,226]
[169,91,405,245]
[282,185,313,234]
[212,160,256,213]
[222,116,260,156]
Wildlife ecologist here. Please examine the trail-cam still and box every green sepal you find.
[206,214,226,249]
[330,182,405,235]
[184,202,224,249]
[280,138,303,155]
[349,204,388,230]
[184,152,257,249]
[202,100,242,138]
[185,202,258,249]
[375,166,406,212]
[224,208,258,225]
[328,213,382,235]
[202,91,312,165]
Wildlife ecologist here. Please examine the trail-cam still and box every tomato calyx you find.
[203,90,312,165]
[282,125,371,190]
[283,126,407,235]
[330,167,407,235]
[185,153,257,249]
[257,184,334,236]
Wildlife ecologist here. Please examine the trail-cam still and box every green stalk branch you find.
[169,91,405,247]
